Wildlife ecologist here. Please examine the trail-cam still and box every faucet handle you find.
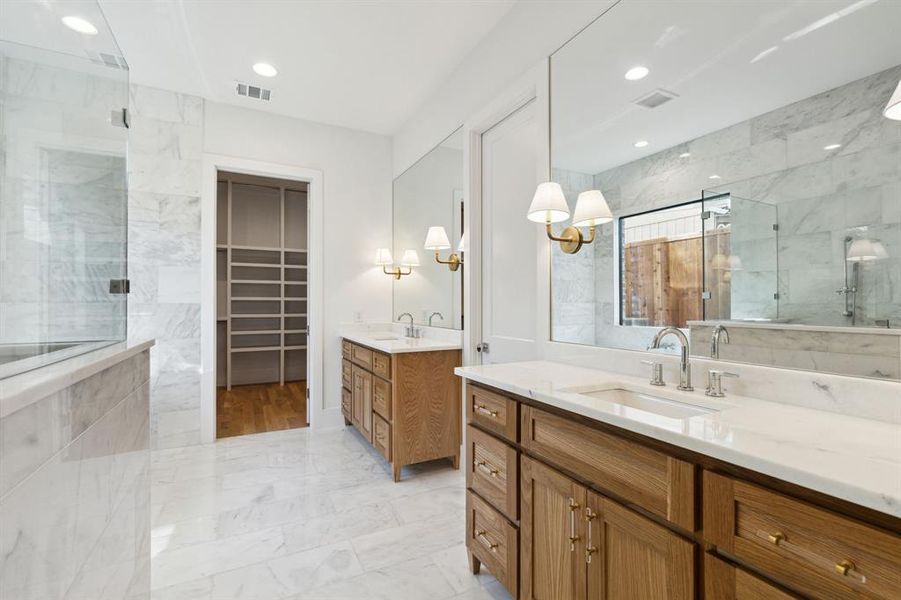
[705,369,739,398]
[641,360,665,387]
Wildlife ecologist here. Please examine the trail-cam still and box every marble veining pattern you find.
[149,428,509,600]
[127,84,205,449]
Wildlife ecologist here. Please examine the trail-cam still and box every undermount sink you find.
[568,387,718,419]
[370,334,401,341]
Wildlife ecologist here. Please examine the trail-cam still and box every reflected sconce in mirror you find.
[375,247,420,279]
[423,226,463,271]
[527,182,613,254]
[846,238,889,262]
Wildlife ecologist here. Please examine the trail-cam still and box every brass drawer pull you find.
[835,560,855,576]
[585,507,598,564]
[476,530,498,551]
[767,531,785,546]
[474,404,499,418]
[475,460,500,477]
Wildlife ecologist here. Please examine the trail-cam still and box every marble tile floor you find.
[150,427,511,600]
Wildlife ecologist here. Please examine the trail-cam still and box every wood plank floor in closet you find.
[216,381,307,439]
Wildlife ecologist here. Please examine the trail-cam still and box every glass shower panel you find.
[0,1,129,378]
[701,193,778,322]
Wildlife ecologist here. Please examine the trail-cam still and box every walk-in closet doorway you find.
[200,156,324,443]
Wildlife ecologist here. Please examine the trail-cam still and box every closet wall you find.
[216,173,308,388]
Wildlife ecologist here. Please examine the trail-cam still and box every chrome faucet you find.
[710,324,730,359]
[428,312,444,327]
[650,327,693,391]
[397,312,415,338]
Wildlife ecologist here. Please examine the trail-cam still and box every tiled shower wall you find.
[552,65,901,352]
[127,84,204,449]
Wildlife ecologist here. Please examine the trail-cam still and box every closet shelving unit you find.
[216,175,308,389]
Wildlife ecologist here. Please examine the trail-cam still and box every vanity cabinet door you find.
[704,554,799,599]
[521,456,587,600]
[585,491,694,600]
[360,369,373,441]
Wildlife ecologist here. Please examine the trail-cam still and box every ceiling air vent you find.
[236,82,271,102]
[85,51,129,70]
[633,88,678,109]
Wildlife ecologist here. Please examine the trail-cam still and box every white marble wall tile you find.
[0,362,150,600]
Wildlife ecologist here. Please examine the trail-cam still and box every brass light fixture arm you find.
[383,265,412,280]
[545,222,596,254]
[433,250,463,271]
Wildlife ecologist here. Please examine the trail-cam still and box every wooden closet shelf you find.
[232,296,281,301]
[232,262,281,269]
[230,346,281,353]
[231,330,281,336]
[231,279,281,285]
[284,345,307,351]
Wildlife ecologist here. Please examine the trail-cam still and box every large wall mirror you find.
[392,127,464,329]
[549,0,901,379]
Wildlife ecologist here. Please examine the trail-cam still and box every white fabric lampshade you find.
[527,182,570,223]
[872,241,889,260]
[847,239,879,262]
[571,190,613,227]
[424,226,451,250]
[884,79,901,120]
[374,247,393,265]
[400,249,420,267]
[457,231,467,253]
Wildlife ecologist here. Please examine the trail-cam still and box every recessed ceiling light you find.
[634,140,649,148]
[624,66,649,81]
[679,152,691,158]
[253,62,278,77]
[62,16,98,35]
[823,143,842,150]
[709,174,721,180]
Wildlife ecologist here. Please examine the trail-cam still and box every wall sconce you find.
[527,182,613,254]
[375,247,419,279]
[846,238,888,262]
[423,226,464,271]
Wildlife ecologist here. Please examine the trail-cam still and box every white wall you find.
[203,102,394,421]
[392,0,615,177]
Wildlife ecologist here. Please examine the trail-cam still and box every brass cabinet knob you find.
[835,560,855,576]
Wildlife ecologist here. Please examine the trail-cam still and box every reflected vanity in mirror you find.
[392,127,464,329]
[548,0,901,379]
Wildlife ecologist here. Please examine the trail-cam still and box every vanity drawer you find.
[372,351,391,380]
[351,344,372,369]
[704,554,799,599]
[372,414,391,461]
[704,471,901,599]
[521,405,695,530]
[466,425,518,521]
[342,339,352,360]
[341,387,352,420]
[466,490,518,598]
[341,359,352,389]
[467,384,518,443]
[372,376,392,420]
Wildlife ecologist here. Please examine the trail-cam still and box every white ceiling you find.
[552,0,901,174]
[98,0,516,135]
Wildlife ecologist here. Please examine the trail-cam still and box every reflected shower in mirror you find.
[549,0,901,379]
[392,127,464,329]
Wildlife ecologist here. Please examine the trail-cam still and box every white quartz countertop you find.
[342,331,461,354]
[456,360,901,518]
[0,339,154,418]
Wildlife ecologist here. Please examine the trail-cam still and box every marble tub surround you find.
[339,321,462,354]
[689,320,901,380]
[148,427,509,600]
[0,345,151,600]
[455,360,901,518]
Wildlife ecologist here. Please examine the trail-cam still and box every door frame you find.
[200,153,324,442]
[462,59,551,365]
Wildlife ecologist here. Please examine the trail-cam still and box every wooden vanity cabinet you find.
[520,455,694,600]
[464,381,901,600]
[342,339,461,481]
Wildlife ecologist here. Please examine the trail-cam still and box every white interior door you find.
[479,99,541,363]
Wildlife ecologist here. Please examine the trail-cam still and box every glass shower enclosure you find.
[0,0,129,378]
